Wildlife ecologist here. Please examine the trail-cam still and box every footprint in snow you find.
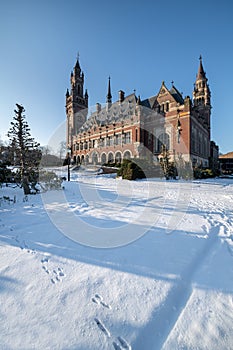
[50,267,65,284]
[40,258,65,283]
[94,318,110,338]
[19,240,36,254]
[92,294,111,309]
[113,336,131,350]
[41,258,50,274]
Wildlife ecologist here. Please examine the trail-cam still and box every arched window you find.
[101,153,107,165]
[108,152,114,164]
[115,152,122,164]
[92,152,98,164]
[157,133,170,152]
[123,150,132,160]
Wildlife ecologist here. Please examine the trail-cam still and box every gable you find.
[157,81,176,104]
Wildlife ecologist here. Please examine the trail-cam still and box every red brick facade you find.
[66,56,214,168]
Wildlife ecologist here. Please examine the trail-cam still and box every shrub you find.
[117,159,163,180]
[0,165,12,184]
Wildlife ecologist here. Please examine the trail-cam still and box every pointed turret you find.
[106,76,112,110]
[74,53,81,77]
[137,95,141,105]
[197,55,206,80]
[192,56,211,137]
[106,76,112,104]
[193,55,211,107]
[85,89,89,105]
[85,89,88,99]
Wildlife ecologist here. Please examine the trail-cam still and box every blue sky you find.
[0,0,232,154]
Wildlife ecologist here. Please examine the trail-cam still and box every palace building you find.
[66,56,216,168]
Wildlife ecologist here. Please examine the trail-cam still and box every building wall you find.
[66,57,214,169]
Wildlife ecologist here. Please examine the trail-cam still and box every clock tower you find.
[66,56,88,149]
[192,55,211,135]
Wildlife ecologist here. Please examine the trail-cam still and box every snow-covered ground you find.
[1,172,233,350]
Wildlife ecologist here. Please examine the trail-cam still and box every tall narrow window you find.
[158,133,170,152]
[125,132,131,144]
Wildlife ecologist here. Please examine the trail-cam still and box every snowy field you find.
[0,171,233,350]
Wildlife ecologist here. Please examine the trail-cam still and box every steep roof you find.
[141,95,157,109]
[196,55,206,80]
[79,93,138,133]
[169,85,184,104]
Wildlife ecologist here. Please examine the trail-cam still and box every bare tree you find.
[58,141,66,161]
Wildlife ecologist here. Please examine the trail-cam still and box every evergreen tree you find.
[159,145,170,179]
[7,104,41,182]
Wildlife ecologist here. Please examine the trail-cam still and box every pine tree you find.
[7,104,41,183]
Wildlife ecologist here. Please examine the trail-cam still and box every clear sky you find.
[0,0,232,154]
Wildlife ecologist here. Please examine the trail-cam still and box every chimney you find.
[96,103,101,113]
[118,90,125,103]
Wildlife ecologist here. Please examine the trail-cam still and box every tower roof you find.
[106,76,112,103]
[197,55,206,80]
[74,53,81,75]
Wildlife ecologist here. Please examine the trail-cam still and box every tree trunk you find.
[22,176,31,195]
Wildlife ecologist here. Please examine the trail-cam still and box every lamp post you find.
[63,148,71,181]
[67,152,71,181]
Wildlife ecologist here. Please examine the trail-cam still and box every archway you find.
[115,151,122,164]
[108,152,114,164]
[101,153,107,165]
[92,152,99,164]
[123,150,132,160]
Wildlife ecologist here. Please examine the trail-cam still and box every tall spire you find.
[197,55,206,80]
[193,55,211,108]
[74,52,81,77]
[106,76,112,104]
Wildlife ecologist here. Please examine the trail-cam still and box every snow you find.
[0,172,233,350]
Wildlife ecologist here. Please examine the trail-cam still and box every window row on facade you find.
[74,150,132,165]
[74,131,132,151]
